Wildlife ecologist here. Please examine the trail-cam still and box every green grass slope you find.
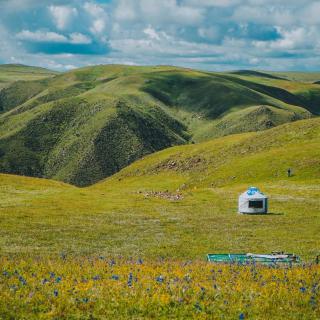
[0,64,318,186]
[111,117,320,186]
[269,71,320,82]
[228,71,320,116]
[0,64,57,91]
[0,118,319,260]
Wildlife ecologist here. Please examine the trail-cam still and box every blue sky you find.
[0,0,319,71]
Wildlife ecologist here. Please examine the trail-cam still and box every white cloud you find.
[233,5,294,26]
[64,64,77,70]
[139,0,203,26]
[143,26,161,41]
[0,23,20,61]
[90,19,105,34]
[184,0,241,7]
[114,0,203,26]
[114,0,137,21]
[83,2,105,17]
[83,2,108,34]
[49,5,78,30]
[301,2,320,25]
[254,27,318,50]
[0,0,44,11]
[69,32,92,44]
[2,0,320,71]
[16,30,68,42]
[198,27,220,41]
[16,30,92,45]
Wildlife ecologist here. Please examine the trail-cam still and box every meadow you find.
[0,65,319,318]
[0,258,319,319]
[0,118,319,259]
[0,117,319,318]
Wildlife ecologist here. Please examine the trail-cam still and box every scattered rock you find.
[139,190,184,201]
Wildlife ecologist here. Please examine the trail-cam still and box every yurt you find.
[238,187,268,214]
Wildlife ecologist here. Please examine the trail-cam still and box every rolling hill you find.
[0,117,319,259]
[0,64,58,91]
[0,64,319,186]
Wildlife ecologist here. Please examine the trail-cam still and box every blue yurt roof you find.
[240,187,267,199]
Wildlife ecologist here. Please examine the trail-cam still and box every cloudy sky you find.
[0,0,319,71]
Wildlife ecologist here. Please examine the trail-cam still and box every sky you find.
[0,0,319,71]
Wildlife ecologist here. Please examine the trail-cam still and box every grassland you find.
[0,64,57,90]
[0,117,319,259]
[0,64,319,186]
[0,117,319,318]
[0,107,319,319]
[0,258,319,319]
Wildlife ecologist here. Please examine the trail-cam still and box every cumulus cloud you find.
[198,27,220,41]
[143,26,161,41]
[69,33,92,44]
[301,2,320,25]
[141,0,203,26]
[16,30,68,42]
[16,30,92,45]
[254,27,318,51]
[49,5,78,30]
[83,2,108,34]
[114,0,138,21]
[232,5,294,26]
[184,0,241,7]
[114,0,203,26]
[0,0,320,71]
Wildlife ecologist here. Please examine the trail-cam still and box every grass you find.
[0,64,318,186]
[0,65,319,318]
[226,71,320,116]
[0,64,57,91]
[0,118,319,259]
[0,117,319,318]
[0,258,319,319]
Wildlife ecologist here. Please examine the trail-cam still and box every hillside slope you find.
[0,64,319,186]
[0,64,57,91]
[107,117,320,188]
[0,118,319,259]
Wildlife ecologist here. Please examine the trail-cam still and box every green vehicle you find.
[207,253,300,265]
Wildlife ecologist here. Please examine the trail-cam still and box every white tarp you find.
[239,187,268,214]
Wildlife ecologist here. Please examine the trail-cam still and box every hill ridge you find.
[0,64,319,186]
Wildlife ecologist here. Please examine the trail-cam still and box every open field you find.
[0,258,319,319]
[0,66,319,318]
[0,118,319,260]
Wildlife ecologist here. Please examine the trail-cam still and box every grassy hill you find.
[0,64,57,90]
[0,118,319,260]
[0,64,319,186]
[269,71,320,83]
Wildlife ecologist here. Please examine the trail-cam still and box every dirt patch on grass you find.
[154,155,206,172]
[139,190,184,201]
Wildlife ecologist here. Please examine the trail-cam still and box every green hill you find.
[108,117,320,188]
[230,69,286,80]
[0,118,319,260]
[0,64,57,90]
[268,71,320,82]
[0,64,319,186]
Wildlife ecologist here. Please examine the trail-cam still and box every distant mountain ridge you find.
[0,64,319,186]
